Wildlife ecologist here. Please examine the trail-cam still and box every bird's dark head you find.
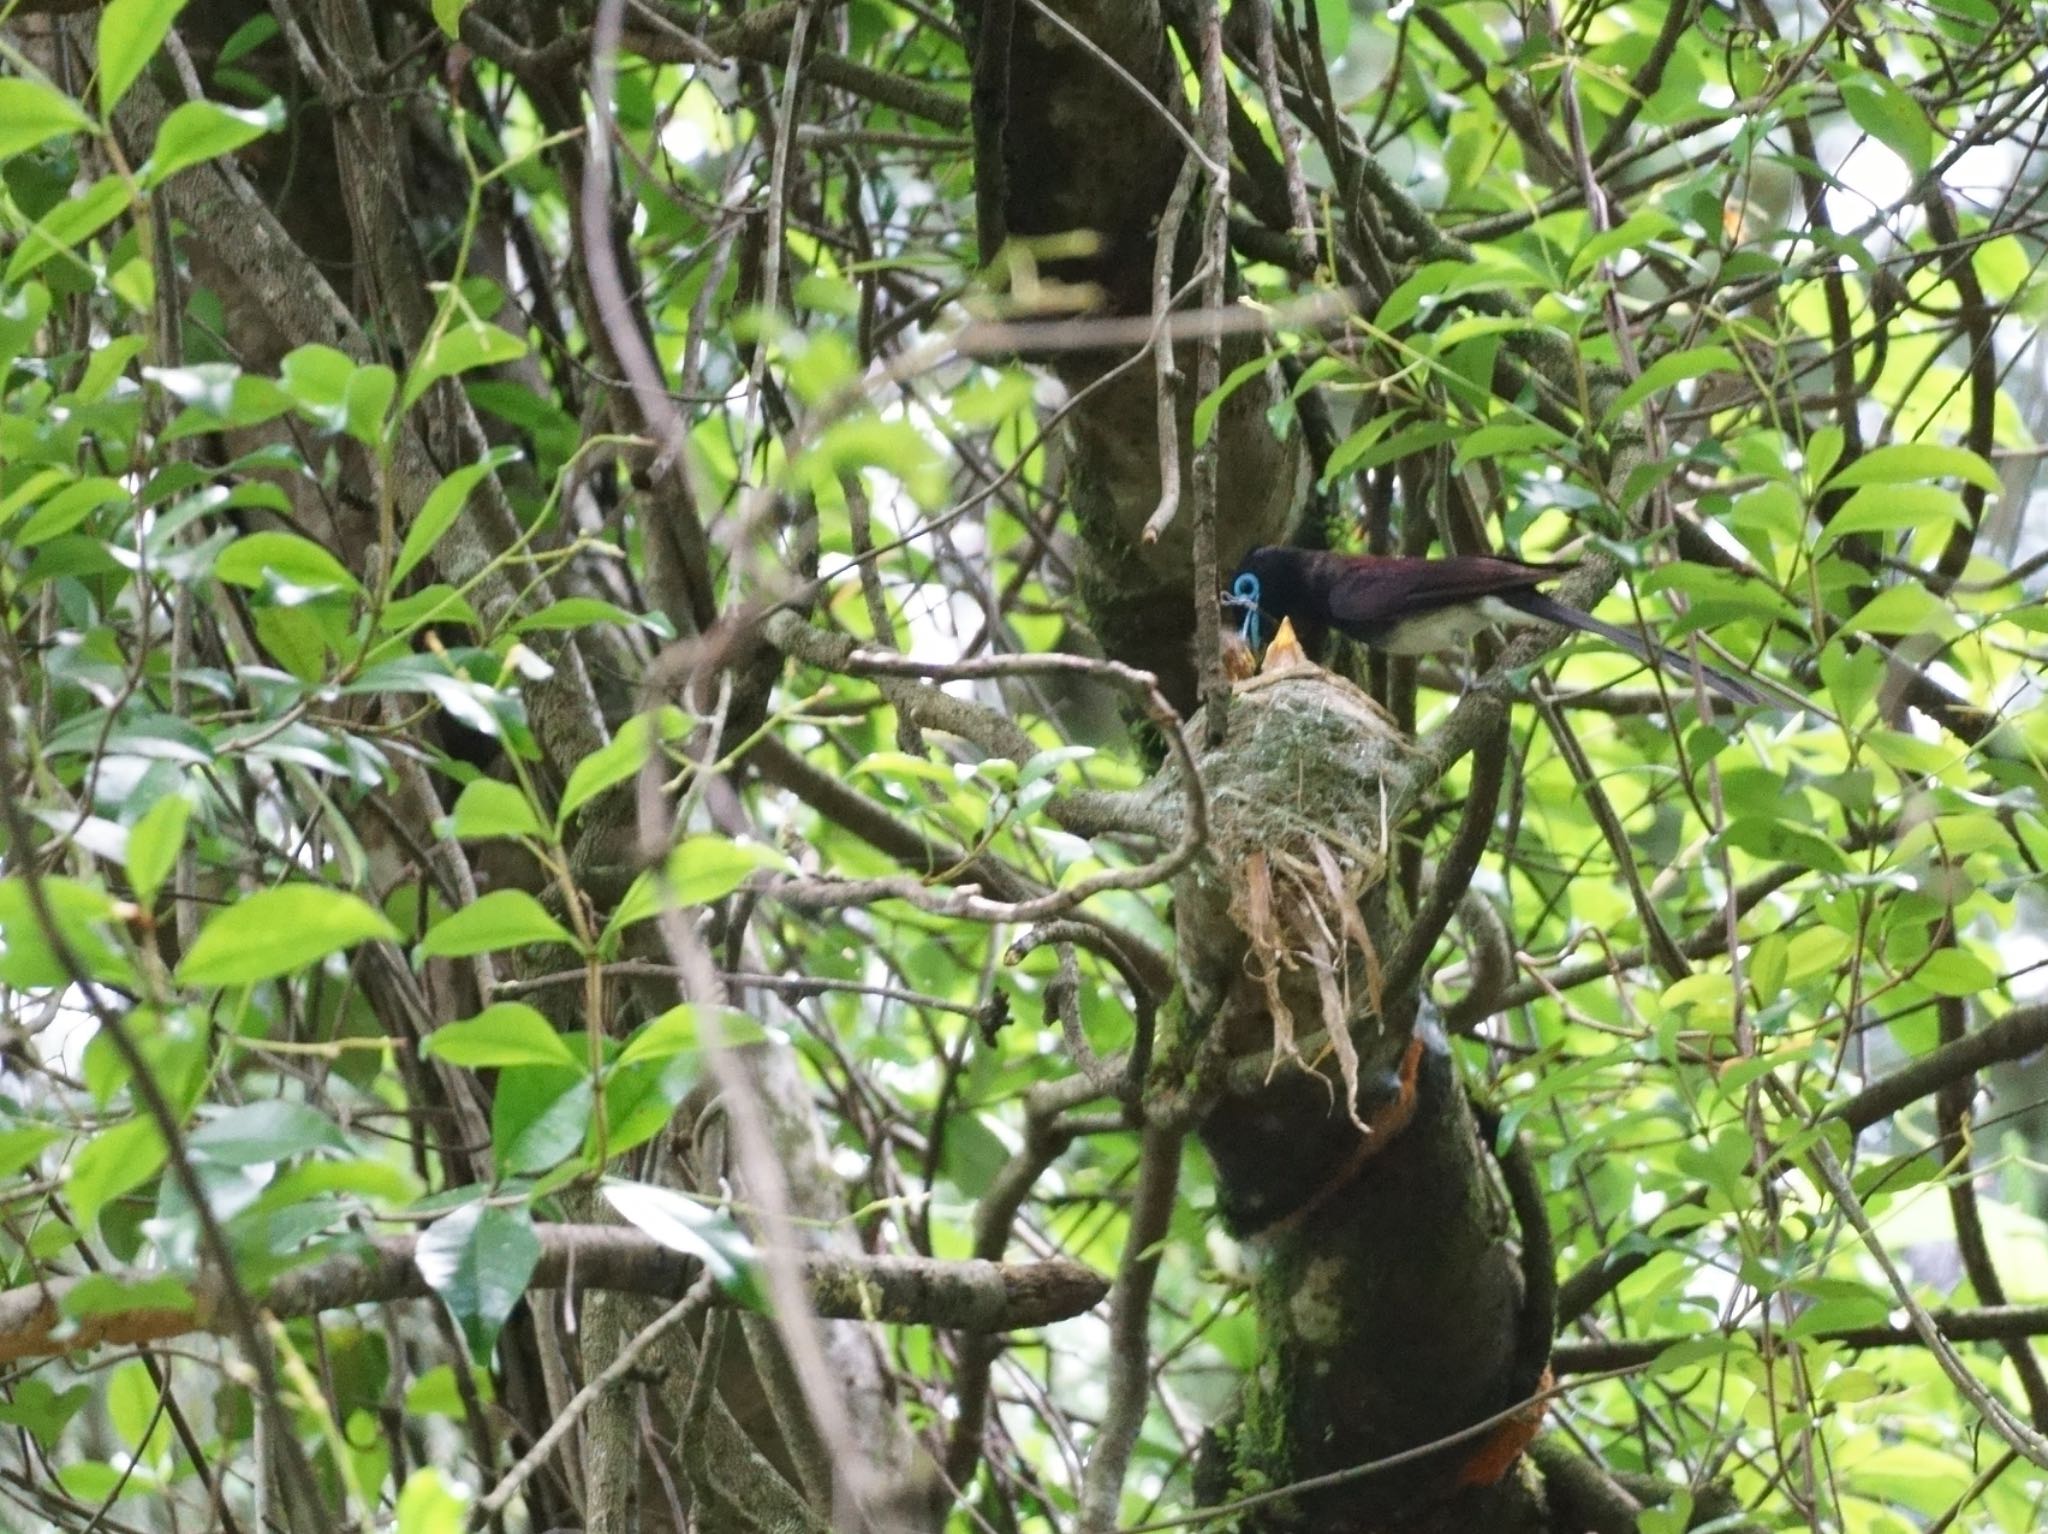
[1223,546,1311,654]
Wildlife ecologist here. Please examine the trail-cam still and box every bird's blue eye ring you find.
[1229,572,1264,650]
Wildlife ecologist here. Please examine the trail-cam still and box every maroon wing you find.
[1320,554,1564,631]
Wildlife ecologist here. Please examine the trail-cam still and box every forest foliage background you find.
[2,0,2048,1532]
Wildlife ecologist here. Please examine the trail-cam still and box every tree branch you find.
[0,1230,1107,1365]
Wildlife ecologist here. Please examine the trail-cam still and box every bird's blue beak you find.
[1227,572,1264,653]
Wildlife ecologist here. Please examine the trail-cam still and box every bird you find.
[1224,546,1763,706]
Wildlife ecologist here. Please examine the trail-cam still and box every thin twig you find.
[1140,155,1201,546]
[1079,1124,1184,1532]
[476,1275,719,1520]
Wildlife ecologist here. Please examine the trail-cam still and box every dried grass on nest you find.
[1193,655,1412,1137]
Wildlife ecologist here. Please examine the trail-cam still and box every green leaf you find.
[432,0,473,40]
[0,876,135,989]
[602,1179,765,1309]
[601,838,784,947]
[343,656,516,740]
[1817,485,1966,548]
[187,1100,349,1166]
[1569,209,1678,280]
[1450,421,1569,470]
[98,0,190,115]
[67,1118,165,1231]
[0,1378,92,1444]
[150,364,291,434]
[414,1202,541,1358]
[1375,255,1539,333]
[1825,442,2001,493]
[124,794,190,907]
[1840,583,1958,639]
[0,280,52,366]
[14,476,127,545]
[6,174,132,282]
[512,597,648,633]
[1839,72,1933,177]
[342,363,397,447]
[0,1122,61,1181]
[391,447,520,588]
[448,778,544,842]
[179,886,399,986]
[492,1066,592,1173]
[377,585,479,634]
[250,1157,422,1220]
[423,1004,581,1070]
[557,709,691,828]
[598,1055,698,1161]
[0,79,93,159]
[617,1004,770,1068]
[417,890,577,958]
[215,531,362,598]
[142,97,282,187]
[396,1469,470,1534]
[1603,346,1743,423]
[1720,818,1849,874]
[277,342,392,439]
[1914,947,1995,997]
[1192,350,1282,447]
[108,1358,173,1457]
[1319,419,1459,485]
[402,321,528,411]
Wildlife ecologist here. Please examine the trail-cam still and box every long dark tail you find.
[1502,591,1764,706]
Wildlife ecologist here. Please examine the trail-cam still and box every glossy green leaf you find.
[1602,346,1743,423]
[391,447,520,588]
[396,1469,470,1534]
[423,1004,581,1070]
[1840,583,1958,638]
[1825,442,2001,493]
[123,794,190,907]
[0,79,93,159]
[179,886,399,985]
[401,321,528,411]
[187,1100,350,1166]
[13,476,127,545]
[617,1004,771,1068]
[0,876,136,989]
[414,1203,541,1358]
[556,708,692,828]
[6,174,132,282]
[215,531,362,598]
[417,890,576,958]
[511,598,650,633]
[1817,485,1967,548]
[448,778,544,841]
[1913,947,1994,997]
[492,1066,592,1173]
[1839,72,1933,176]
[67,1118,165,1230]
[602,1179,764,1309]
[601,839,783,947]
[142,97,283,187]
[98,0,189,115]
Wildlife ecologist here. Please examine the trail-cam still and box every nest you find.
[1174,655,1418,1127]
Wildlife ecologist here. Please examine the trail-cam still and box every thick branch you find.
[0,1229,1107,1364]
[1556,1305,2048,1374]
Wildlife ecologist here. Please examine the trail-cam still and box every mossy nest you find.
[1162,661,1419,1085]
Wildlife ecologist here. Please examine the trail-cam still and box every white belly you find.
[1375,596,1531,655]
